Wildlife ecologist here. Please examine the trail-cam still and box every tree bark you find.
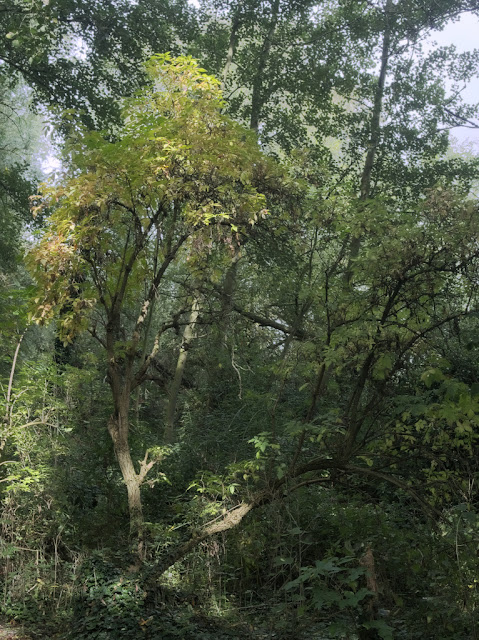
[145,494,266,582]
[249,0,280,132]
[358,0,392,204]
[5,329,26,426]
[346,0,393,280]
[222,10,241,88]
[108,396,146,560]
[164,298,200,444]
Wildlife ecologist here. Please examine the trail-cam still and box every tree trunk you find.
[222,11,241,88]
[164,298,200,444]
[249,0,280,132]
[346,0,392,279]
[108,394,145,560]
[5,330,26,426]
[145,495,265,582]
[358,0,392,203]
[143,453,440,585]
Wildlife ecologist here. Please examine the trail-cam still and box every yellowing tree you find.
[29,54,276,558]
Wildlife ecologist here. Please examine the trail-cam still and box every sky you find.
[429,13,479,148]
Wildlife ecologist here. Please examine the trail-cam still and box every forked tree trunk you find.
[108,394,145,560]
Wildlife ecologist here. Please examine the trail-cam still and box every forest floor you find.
[0,617,334,639]
[0,623,31,639]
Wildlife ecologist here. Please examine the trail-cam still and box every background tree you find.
[1,0,195,128]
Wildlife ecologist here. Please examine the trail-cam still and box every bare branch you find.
[443,106,479,129]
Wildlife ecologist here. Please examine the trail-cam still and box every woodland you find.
[1,1,479,638]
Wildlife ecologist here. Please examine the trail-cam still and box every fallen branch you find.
[143,455,443,585]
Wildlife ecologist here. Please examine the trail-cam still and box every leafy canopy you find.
[29,54,274,341]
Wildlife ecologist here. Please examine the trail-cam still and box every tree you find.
[195,0,364,149]
[28,54,281,558]
[1,0,195,129]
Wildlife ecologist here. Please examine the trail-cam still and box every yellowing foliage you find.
[28,55,276,342]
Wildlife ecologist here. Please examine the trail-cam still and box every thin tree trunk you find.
[135,228,161,426]
[250,0,280,131]
[164,298,200,444]
[346,0,393,278]
[5,330,26,425]
[222,11,241,88]
[339,2,394,456]
[107,340,155,561]
[359,1,392,203]
[359,546,379,620]
[147,494,266,581]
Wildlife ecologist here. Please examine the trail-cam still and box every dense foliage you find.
[1,1,479,639]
